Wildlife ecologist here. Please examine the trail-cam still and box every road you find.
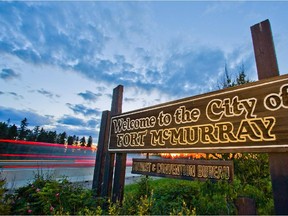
[1,157,142,190]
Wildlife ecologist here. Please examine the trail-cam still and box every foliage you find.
[124,175,273,215]
[217,63,251,89]
[0,118,92,146]
[233,153,274,214]
[9,175,101,215]
[2,171,274,215]
[214,64,274,214]
[80,136,86,147]
[0,173,11,215]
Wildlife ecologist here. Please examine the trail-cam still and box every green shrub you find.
[0,174,11,215]
[10,175,100,215]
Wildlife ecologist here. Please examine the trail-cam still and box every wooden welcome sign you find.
[93,20,288,214]
[109,74,288,153]
[132,158,234,182]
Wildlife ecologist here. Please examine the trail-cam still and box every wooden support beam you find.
[112,153,127,202]
[92,110,110,196]
[110,85,127,203]
[269,153,288,214]
[251,19,279,79]
[102,85,124,199]
[101,151,115,198]
[251,19,288,215]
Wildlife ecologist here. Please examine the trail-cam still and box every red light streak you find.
[0,153,95,160]
[0,139,95,150]
[3,163,95,169]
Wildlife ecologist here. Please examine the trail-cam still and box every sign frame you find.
[132,158,234,182]
[109,74,288,153]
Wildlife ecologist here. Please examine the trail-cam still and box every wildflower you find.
[50,206,54,212]
[27,209,32,214]
[36,188,41,192]
[55,192,60,197]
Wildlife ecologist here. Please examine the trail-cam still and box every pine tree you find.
[18,118,29,140]
[7,124,18,139]
[236,63,250,86]
[67,136,74,145]
[58,132,67,144]
[0,122,8,139]
[87,136,93,147]
[80,136,86,147]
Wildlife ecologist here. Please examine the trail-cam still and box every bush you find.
[10,175,101,215]
[124,177,236,215]
[4,160,274,215]
[0,173,11,215]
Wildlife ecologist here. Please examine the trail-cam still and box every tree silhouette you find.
[80,136,86,147]
[87,136,93,147]
[18,118,29,140]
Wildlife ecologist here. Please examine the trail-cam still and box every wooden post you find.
[112,153,127,202]
[111,85,127,203]
[251,19,288,215]
[102,85,124,199]
[235,197,257,215]
[101,149,115,197]
[92,110,110,196]
[251,19,279,80]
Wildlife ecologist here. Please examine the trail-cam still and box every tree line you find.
[0,118,93,147]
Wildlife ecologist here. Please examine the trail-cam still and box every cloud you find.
[78,90,101,102]
[87,119,98,129]
[57,115,100,131]
[56,124,98,139]
[57,115,85,126]
[124,97,139,103]
[37,88,60,99]
[0,106,53,127]
[0,68,20,80]
[7,92,24,100]
[0,91,22,99]
[66,103,101,117]
[158,46,226,97]
[0,2,154,86]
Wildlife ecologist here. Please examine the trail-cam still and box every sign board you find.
[132,158,234,182]
[109,74,288,153]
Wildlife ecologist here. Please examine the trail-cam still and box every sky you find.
[1,1,288,144]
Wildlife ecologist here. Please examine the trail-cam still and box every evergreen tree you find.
[7,124,18,139]
[67,136,74,145]
[74,136,79,146]
[32,126,40,141]
[217,63,252,90]
[217,64,233,89]
[37,127,47,142]
[0,122,8,139]
[0,118,93,146]
[80,136,86,147]
[235,63,250,86]
[58,132,67,144]
[87,136,93,147]
[47,131,57,143]
[18,118,29,140]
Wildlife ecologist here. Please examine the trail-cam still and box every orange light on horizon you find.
[160,153,207,159]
